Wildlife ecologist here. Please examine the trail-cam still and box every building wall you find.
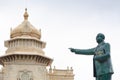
[2,62,48,80]
[0,70,3,80]
[48,67,74,80]
[0,65,74,80]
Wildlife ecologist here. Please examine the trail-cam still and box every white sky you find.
[0,0,120,80]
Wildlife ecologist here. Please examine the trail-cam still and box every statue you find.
[69,33,114,80]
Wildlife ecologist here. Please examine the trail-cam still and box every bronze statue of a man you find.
[69,33,114,80]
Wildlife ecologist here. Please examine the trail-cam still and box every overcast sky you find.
[0,0,120,80]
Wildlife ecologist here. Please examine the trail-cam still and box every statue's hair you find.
[97,33,105,40]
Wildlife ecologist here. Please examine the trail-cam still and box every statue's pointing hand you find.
[69,48,75,52]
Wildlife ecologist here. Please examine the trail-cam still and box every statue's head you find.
[96,33,105,44]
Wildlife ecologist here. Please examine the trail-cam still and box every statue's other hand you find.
[69,48,75,52]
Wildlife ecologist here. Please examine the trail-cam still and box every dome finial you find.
[24,8,29,20]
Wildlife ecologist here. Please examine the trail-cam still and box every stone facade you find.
[48,66,74,80]
[0,54,52,80]
[0,69,3,80]
[0,9,74,80]
[3,63,48,80]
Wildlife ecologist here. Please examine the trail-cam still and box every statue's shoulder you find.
[104,42,110,47]
[105,42,110,45]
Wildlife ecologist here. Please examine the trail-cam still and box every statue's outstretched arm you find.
[69,48,95,55]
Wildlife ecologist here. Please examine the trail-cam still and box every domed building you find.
[0,9,74,80]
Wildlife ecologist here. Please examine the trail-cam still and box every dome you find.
[10,9,41,39]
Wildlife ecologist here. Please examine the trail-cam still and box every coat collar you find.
[97,41,105,47]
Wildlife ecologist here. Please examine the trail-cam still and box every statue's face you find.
[96,34,104,44]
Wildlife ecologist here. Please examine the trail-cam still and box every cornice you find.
[0,54,53,66]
